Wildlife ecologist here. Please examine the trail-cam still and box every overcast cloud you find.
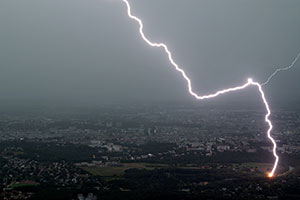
[0,0,299,107]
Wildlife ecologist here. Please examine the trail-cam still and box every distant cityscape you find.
[0,104,300,199]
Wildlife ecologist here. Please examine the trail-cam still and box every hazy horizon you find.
[1,0,300,107]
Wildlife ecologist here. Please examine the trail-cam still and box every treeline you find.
[0,141,102,162]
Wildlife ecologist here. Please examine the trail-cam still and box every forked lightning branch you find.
[117,0,299,177]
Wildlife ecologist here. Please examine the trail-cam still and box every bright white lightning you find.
[121,0,279,177]
[262,52,300,86]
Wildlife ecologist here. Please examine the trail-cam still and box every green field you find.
[10,182,40,189]
[81,163,168,177]
[81,162,284,178]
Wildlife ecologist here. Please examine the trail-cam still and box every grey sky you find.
[0,0,299,106]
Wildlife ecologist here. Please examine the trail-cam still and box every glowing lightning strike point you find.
[262,52,300,86]
[121,0,279,177]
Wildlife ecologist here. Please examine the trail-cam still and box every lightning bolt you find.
[120,0,279,177]
[262,52,300,86]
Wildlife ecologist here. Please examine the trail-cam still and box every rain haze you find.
[1,1,300,199]
[0,0,300,107]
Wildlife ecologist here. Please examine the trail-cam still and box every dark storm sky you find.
[0,0,299,106]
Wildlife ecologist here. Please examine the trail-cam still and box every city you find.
[0,104,299,199]
[1,0,299,199]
